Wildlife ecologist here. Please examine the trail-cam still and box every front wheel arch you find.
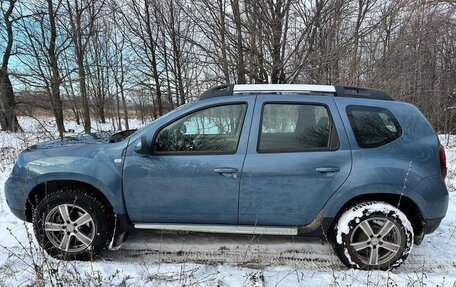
[26,180,115,223]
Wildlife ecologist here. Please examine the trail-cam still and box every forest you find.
[0,0,455,137]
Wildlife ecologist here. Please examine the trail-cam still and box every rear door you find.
[239,95,352,226]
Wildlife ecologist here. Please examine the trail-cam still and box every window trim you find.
[151,102,248,156]
[346,105,403,149]
[256,101,340,154]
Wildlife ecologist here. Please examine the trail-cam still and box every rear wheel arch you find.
[332,201,414,270]
[327,193,424,244]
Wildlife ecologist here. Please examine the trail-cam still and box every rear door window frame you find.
[256,101,340,153]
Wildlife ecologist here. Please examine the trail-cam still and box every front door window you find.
[154,104,247,154]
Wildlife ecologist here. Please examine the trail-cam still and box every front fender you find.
[24,155,125,214]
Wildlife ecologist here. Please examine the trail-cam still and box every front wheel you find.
[332,201,414,270]
[33,188,114,260]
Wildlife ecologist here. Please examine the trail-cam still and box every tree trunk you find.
[218,0,230,83]
[231,0,246,83]
[47,0,65,138]
[115,84,121,130]
[0,70,20,131]
[144,1,163,116]
[0,0,20,132]
[120,86,129,130]
[162,30,175,110]
[77,57,91,133]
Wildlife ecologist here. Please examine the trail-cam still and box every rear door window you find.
[346,105,402,148]
[258,103,338,152]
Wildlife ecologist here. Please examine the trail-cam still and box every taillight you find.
[439,143,447,179]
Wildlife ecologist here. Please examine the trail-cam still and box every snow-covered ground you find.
[0,117,455,286]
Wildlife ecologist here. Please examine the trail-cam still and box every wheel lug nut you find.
[370,235,374,238]
[367,241,371,245]
[379,242,383,245]
[373,246,376,249]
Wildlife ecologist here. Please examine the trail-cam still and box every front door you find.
[123,99,254,224]
[239,96,352,226]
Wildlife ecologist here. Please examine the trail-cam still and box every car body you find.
[5,84,448,269]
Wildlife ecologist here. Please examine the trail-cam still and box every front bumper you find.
[8,207,26,221]
[4,175,29,221]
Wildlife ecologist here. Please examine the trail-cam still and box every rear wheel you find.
[333,201,414,270]
[33,188,114,260]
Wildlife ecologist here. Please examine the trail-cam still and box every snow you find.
[0,117,455,286]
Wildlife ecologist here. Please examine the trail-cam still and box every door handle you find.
[315,167,340,173]
[214,167,238,178]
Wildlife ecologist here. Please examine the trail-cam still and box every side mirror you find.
[133,136,149,154]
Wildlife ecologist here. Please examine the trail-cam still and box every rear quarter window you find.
[346,105,402,148]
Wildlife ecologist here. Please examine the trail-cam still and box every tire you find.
[33,188,114,261]
[332,201,414,270]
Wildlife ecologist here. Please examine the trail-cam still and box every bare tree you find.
[119,0,165,117]
[18,0,69,138]
[1,0,455,134]
[110,26,130,130]
[64,0,105,133]
[86,18,110,123]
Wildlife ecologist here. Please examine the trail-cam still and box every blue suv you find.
[5,84,448,270]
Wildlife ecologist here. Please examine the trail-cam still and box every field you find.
[0,117,455,286]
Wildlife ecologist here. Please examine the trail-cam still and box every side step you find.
[134,223,298,236]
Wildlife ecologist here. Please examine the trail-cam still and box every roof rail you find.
[233,84,335,94]
[333,85,392,101]
[198,84,393,101]
[199,84,234,100]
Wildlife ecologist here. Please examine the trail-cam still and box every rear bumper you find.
[415,175,448,220]
[424,217,444,234]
